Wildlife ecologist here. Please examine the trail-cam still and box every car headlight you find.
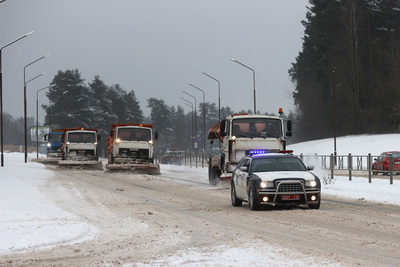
[260,181,274,188]
[305,180,317,187]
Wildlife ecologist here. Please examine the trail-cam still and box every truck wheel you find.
[209,169,219,186]
[248,184,260,211]
[208,161,220,186]
[231,181,242,207]
[108,154,114,164]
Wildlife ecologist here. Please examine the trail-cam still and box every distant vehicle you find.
[105,123,160,174]
[231,152,321,210]
[372,151,400,175]
[45,129,63,158]
[161,150,185,165]
[59,128,102,170]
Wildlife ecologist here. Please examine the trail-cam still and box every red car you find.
[372,151,400,175]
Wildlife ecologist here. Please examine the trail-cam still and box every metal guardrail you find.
[299,153,396,185]
[157,152,206,169]
[158,152,397,185]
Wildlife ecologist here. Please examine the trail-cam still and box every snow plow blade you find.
[57,160,103,170]
[105,163,161,175]
[37,157,62,165]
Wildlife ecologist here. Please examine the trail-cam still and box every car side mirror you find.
[240,166,248,172]
[307,165,314,170]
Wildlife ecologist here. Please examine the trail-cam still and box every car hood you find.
[255,171,316,181]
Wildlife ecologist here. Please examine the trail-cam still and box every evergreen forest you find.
[3,0,400,154]
[290,0,400,141]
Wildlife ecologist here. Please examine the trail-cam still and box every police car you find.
[231,152,321,210]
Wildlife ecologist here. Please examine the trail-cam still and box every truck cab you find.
[45,130,63,157]
[208,112,292,185]
[61,128,99,161]
[107,124,157,164]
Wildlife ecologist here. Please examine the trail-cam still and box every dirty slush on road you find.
[2,170,400,266]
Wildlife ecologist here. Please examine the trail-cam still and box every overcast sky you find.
[1,0,309,123]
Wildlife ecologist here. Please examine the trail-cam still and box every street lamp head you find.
[231,58,236,62]
[25,31,34,37]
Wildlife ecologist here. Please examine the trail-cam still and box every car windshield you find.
[387,152,400,158]
[251,157,307,172]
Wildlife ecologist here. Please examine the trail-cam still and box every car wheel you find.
[309,195,321,209]
[248,183,260,211]
[231,181,243,207]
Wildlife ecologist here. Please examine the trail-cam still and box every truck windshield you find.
[118,128,151,141]
[232,118,282,138]
[48,134,62,142]
[68,132,96,143]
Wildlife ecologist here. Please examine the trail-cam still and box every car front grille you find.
[276,181,304,192]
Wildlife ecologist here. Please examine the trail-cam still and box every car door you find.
[236,158,250,198]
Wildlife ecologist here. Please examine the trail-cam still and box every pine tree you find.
[43,69,96,128]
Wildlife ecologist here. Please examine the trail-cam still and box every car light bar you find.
[248,149,268,155]
[247,149,294,156]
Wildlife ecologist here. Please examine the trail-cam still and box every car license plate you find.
[281,194,301,200]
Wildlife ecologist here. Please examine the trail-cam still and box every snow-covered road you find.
[1,134,400,266]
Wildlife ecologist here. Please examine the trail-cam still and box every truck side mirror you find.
[287,120,292,132]
[219,120,227,137]
[154,132,159,140]
[220,119,226,132]
[44,134,48,141]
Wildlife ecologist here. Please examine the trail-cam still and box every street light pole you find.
[181,97,194,152]
[36,84,53,159]
[24,72,45,163]
[203,72,220,122]
[182,91,197,143]
[231,58,256,114]
[189,83,206,155]
[24,54,50,162]
[332,70,337,166]
[0,31,34,167]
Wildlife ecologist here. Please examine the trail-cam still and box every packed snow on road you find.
[0,134,400,266]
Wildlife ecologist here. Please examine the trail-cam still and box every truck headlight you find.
[47,143,51,147]
[305,180,317,187]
